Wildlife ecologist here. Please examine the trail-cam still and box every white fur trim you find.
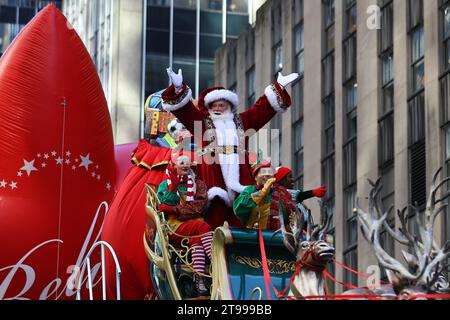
[219,154,247,193]
[211,114,247,195]
[204,89,238,110]
[162,87,193,112]
[264,85,288,113]
[208,187,232,206]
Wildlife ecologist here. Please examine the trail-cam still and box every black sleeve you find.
[296,190,314,203]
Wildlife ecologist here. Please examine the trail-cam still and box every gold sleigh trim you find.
[132,157,169,171]
[231,254,295,275]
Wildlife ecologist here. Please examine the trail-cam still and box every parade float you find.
[142,167,450,300]
[139,93,450,301]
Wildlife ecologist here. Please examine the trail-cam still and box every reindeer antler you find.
[359,179,419,280]
[276,202,302,256]
[311,201,331,240]
[360,169,450,287]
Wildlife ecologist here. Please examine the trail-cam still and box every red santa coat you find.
[161,83,291,228]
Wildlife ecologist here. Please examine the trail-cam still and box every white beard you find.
[208,109,234,121]
[208,109,247,196]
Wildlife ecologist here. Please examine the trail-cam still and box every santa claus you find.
[162,68,299,229]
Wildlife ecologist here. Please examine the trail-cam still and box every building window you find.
[226,0,247,13]
[379,0,394,169]
[294,24,304,76]
[322,155,335,201]
[409,92,425,146]
[381,54,394,114]
[293,120,304,189]
[273,42,283,78]
[343,138,357,188]
[409,0,424,29]
[344,185,357,286]
[409,0,424,94]
[323,0,335,54]
[246,67,255,107]
[442,0,450,71]
[323,0,335,27]
[411,27,425,93]
[379,112,394,167]
[292,67,304,188]
[380,1,393,54]
[293,0,303,26]
[344,0,357,36]
[343,32,357,84]
[323,96,335,157]
[344,187,357,245]
[322,54,335,98]
[271,0,283,80]
[344,81,358,141]
[408,92,426,207]
[442,73,450,125]
[380,165,395,278]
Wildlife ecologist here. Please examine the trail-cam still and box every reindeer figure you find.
[278,204,335,298]
[344,169,450,299]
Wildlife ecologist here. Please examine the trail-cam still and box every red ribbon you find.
[323,270,358,289]
[259,227,273,300]
[332,258,390,284]
[258,234,450,300]
[258,228,301,299]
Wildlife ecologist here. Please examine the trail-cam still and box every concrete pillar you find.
[356,0,381,285]
[303,0,323,219]
[110,0,144,144]
[392,0,409,260]
[281,0,293,169]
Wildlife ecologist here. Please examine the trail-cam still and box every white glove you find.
[277,72,299,89]
[166,67,183,92]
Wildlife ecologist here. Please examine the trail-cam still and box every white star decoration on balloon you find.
[0,150,112,193]
[21,159,38,176]
[79,154,93,171]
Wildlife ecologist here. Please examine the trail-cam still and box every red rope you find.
[258,228,302,299]
[332,258,389,284]
[323,270,358,289]
[258,228,273,300]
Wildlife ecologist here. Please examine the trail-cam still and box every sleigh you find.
[143,184,297,300]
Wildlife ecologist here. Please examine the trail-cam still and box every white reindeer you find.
[343,170,450,299]
[278,204,335,299]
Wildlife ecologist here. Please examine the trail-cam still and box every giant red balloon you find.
[0,5,115,300]
[114,142,138,192]
[101,140,172,300]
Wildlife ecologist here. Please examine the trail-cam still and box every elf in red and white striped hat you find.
[157,151,213,297]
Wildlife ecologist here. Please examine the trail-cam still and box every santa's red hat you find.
[275,166,292,182]
[198,86,239,116]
